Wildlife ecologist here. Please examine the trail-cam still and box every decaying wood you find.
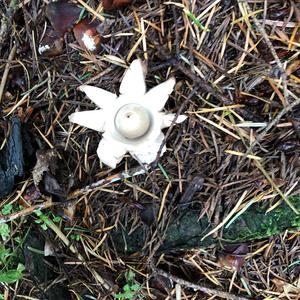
[111,195,300,254]
[0,117,24,198]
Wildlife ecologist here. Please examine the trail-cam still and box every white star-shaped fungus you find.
[69,59,186,168]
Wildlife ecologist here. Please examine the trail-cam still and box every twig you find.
[68,165,148,198]
[0,199,55,224]
[0,44,17,104]
[153,268,250,300]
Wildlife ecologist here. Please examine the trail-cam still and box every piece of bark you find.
[0,117,24,198]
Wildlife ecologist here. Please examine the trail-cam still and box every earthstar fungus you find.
[69,59,187,168]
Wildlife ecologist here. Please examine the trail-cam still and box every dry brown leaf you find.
[272,278,300,295]
[32,149,57,187]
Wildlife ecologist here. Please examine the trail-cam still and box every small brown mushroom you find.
[73,19,102,53]
[38,29,64,57]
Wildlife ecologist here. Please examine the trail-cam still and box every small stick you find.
[0,199,55,224]
[153,268,250,300]
[0,44,17,104]
[68,165,148,198]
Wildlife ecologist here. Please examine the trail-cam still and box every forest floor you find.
[0,0,300,299]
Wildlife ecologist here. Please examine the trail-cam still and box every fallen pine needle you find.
[196,114,240,140]
[201,190,248,241]
[225,150,262,160]
[157,182,171,221]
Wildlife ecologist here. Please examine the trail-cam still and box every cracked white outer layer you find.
[69,59,187,168]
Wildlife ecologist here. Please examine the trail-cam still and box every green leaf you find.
[125,270,135,282]
[124,292,134,299]
[14,236,21,244]
[39,214,48,222]
[0,264,25,283]
[0,224,10,239]
[130,284,140,292]
[123,284,131,292]
[17,263,25,272]
[34,209,42,217]
[0,246,11,264]
[52,216,61,223]
[114,293,126,299]
[1,204,13,215]
[44,218,51,226]
[70,234,80,241]
[114,291,134,299]
[41,223,48,231]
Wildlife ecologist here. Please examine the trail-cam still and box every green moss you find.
[112,194,300,253]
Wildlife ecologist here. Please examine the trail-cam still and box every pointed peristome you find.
[161,114,187,129]
[69,110,106,132]
[78,85,117,108]
[97,136,127,168]
[143,77,176,112]
[119,59,146,97]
